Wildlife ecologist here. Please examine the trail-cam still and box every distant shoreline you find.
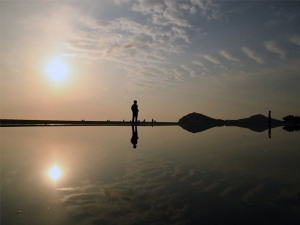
[0,119,296,127]
[0,119,178,127]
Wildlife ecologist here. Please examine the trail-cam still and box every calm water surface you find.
[1,126,300,225]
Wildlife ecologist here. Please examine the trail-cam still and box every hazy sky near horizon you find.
[1,0,300,121]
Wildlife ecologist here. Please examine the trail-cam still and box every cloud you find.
[128,0,192,27]
[242,47,264,64]
[172,26,189,43]
[131,0,165,15]
[57,185,96,192]
[181,64,196,77]
[219,186,237,197]
[57,187,77,191]
[163,8,189,27]
[192,60,204,67]
[60,193,103,203]
[190,70,196,77]
[179,3,197,14]
[291,36,300,46]
[242,184,264,202]
[190,0,221,19]
[220,50,239,61]
[113,0,132,5]
[201,55,221,64]
[179,3,190,11]
[60,0,228,89]
[66,16,192,88]
[202,182,220,192]
[190,6,197,14]
[72,16,188,58]
[264,41,287,60]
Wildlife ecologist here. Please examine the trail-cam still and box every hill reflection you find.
[179,123,299,135]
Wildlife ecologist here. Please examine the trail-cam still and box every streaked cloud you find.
[219,186,237,197]
[202,182,220,192]
[264,41,287,60]
[220,50,239,61]
[192,60,204,67]
[242,47,264,64]
[201,55,221,64]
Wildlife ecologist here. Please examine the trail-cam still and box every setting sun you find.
[45,58,69,83]
[48,165,62,181]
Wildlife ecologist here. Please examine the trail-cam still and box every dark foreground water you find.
[1,126,300,225]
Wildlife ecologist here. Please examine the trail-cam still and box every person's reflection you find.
[131,125,138,148]
[268,124,271,139]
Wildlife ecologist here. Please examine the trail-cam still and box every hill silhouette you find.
[178,112,284,133]
[178,112,223,123]
[225,114,282,132]
[178,112,224,133]
[226,114,282,124]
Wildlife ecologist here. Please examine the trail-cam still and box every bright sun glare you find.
[48,165,62,181]
[45,58,69,83]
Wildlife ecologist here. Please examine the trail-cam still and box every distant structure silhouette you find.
[131,100,139,124]
[131,125,138,148]
[268,111,271,124]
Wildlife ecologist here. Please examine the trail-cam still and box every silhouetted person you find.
[131,100,139,124]
[131,125,138,148]
[268,111,271,124]
[268,124,271,139]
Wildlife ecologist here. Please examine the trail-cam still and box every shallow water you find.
[1,126,300,225]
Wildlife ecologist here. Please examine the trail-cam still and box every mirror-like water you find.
[1,126,300,225]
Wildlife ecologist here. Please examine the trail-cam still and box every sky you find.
[1,0,300,122]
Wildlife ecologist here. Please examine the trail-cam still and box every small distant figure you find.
[268,111,272,124]
[123,120,125,122]
[151,119,156,127]
[268,124,271,139]
[131,125,138,148]
[143,119,145,122]
[131,100,139,124]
